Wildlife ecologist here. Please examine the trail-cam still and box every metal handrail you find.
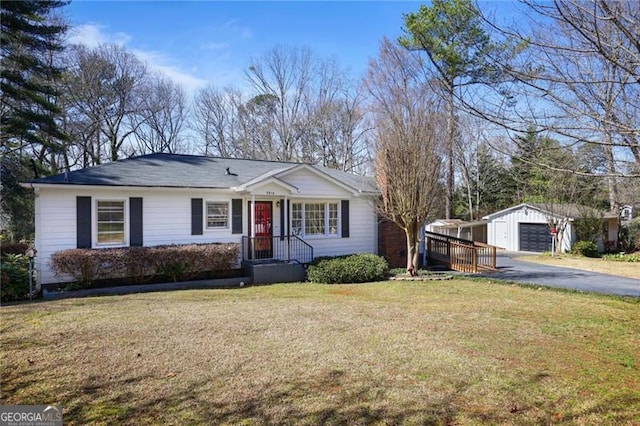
[242,235,314,265]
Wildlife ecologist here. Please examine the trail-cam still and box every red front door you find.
[250,201,273,259]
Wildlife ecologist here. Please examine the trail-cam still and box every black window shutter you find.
[231,199,243,234]
[191,198,203,235]
[341,200,350,238]
[130,197,143,246]
[279,199,285,240]
[77,196,92,248]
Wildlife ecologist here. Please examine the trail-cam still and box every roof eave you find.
[21,182,236,191]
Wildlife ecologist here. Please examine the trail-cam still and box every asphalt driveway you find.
[480,252,640,297]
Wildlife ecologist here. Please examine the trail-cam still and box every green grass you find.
[602,253,640,263]
[1,280,639,425]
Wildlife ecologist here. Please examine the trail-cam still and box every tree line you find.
[2,0,639,250]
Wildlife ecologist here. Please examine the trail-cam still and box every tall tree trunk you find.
[604,131,619,211]
[445,84,456,220]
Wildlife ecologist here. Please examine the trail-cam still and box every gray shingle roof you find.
[484,202,618,220]
[528,203,618,219]
[29,153,378,193]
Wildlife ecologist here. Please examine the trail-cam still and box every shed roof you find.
[482,203,618,220]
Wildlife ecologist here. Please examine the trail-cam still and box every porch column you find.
[284,196,290,261]
[250,194,256,238]
[284,196,288,237]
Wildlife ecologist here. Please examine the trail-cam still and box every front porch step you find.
[241,260,307,284]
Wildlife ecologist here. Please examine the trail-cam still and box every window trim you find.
[94,198,128,247]
[205,200,231,230]
[290,201,341,238]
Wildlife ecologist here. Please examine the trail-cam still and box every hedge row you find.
[49,243,239,286]
[307,253,388,284]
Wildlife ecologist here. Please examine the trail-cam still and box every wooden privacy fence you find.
[425,231,497,273]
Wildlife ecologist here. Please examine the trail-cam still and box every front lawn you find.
[516,253,640,279]
[2,281,639,424]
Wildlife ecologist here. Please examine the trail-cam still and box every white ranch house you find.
[24,153,379,287]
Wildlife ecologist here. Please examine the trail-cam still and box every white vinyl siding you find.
[206,201,229,229]
[280,168,352,197]
[96,200,125,245]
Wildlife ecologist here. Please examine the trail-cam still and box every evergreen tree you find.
[510,129,605,207]
[1,0,68,241]
[453,143,514,220]
[474,144,514,217]
[399,0,510,219]
[1,0,69,150]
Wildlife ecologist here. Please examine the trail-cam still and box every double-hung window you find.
[97,200,125,245]
[291,201,339,237]
[206,202,229,229]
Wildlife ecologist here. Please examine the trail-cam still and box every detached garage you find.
[483,203,574,253]
[483,203,620,253]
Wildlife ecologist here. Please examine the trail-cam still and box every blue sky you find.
[64,1,520,94]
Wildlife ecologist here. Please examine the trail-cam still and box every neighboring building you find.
[620,205,634,223]
[483,203,618,253]
[23,153,380,287]
[425,219,487,243]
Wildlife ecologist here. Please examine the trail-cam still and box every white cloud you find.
[65,23,207,95]
[66,23,131,47]
[132,49,208,95]
[201,42,230,51]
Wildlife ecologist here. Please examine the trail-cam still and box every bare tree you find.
[365,38,444,274]
[399,0,511,219]
[468,0,640,181]
[61,43,150,164]
[134,76,188,154]
[245,46,313,161]
[189,46,371,172]
[191,85,245,157]
[305,60,372,172]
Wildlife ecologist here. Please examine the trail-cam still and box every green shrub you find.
[388,267,408,277]
[1,254,31,302]
[601,253,640,263]
[49,243,240,288]
[571,241,599,258]
[307,253,388,284]
[620,217,640,252]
